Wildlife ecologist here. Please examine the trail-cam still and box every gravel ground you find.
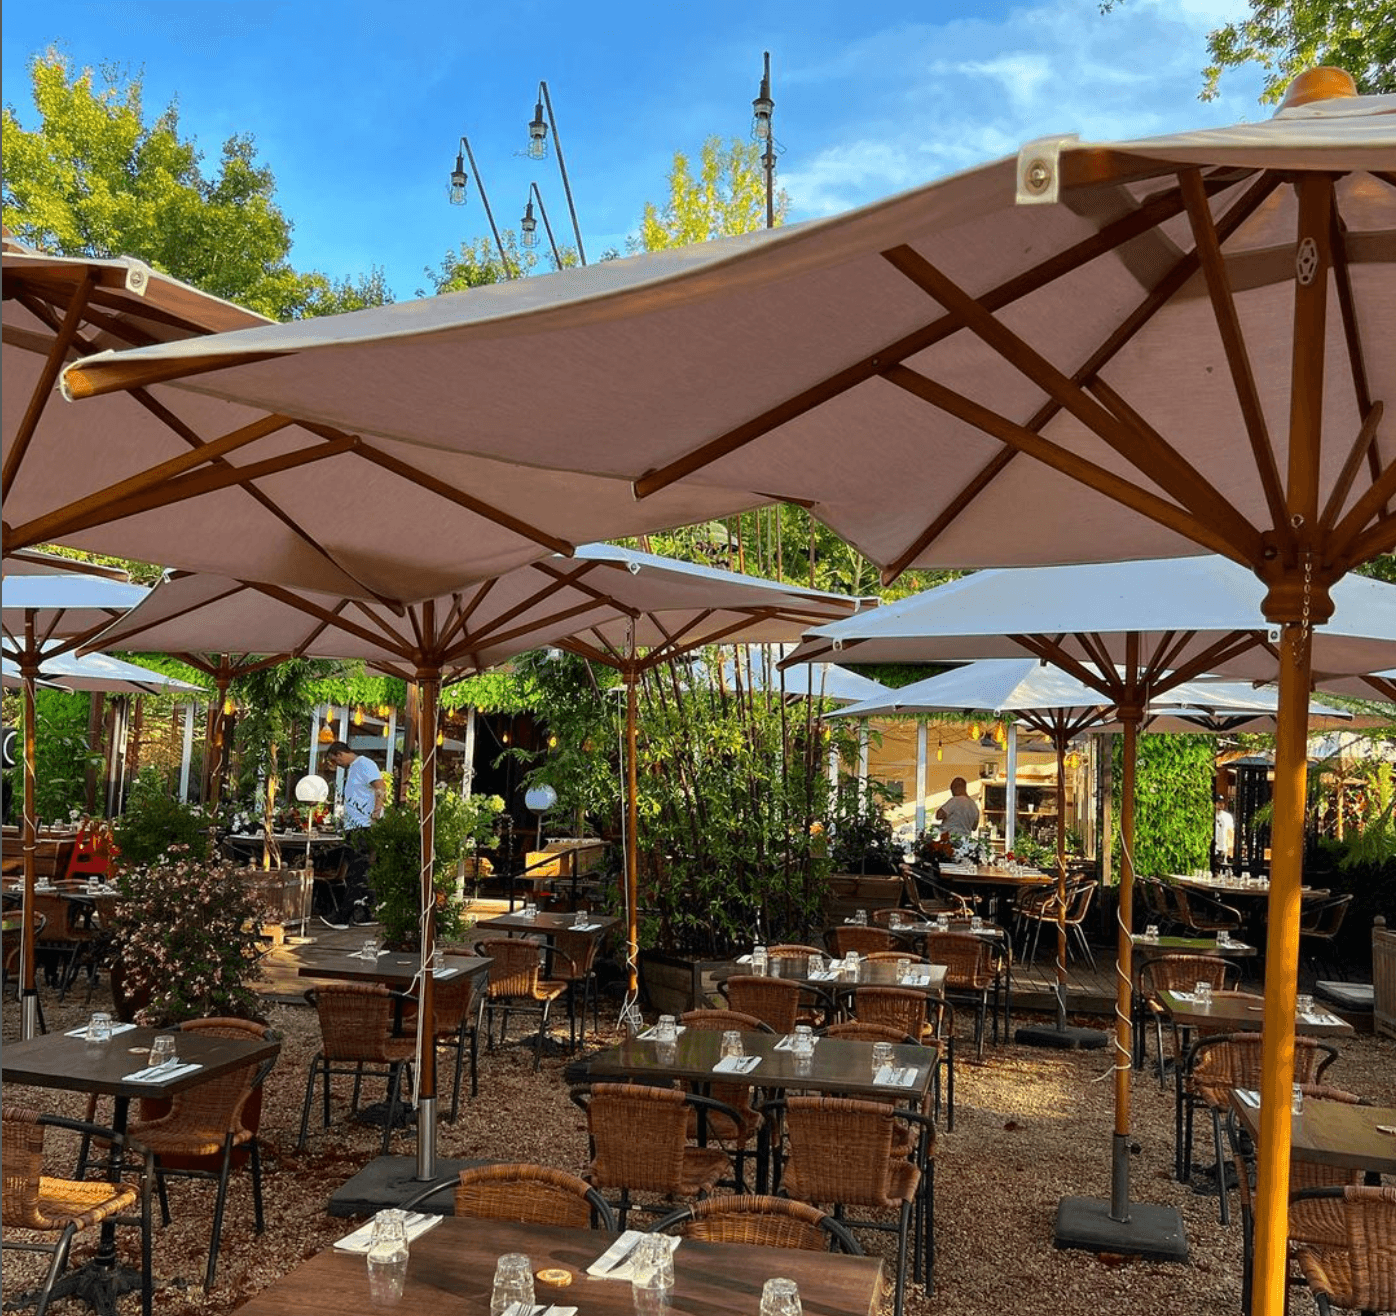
[4,982,1392,1315]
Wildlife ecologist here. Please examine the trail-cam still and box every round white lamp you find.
[524,783,558,850]
[292,773,330,933]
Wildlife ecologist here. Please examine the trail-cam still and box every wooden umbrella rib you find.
[1011,634,1114,698]
[632,177,1228,500]
[881,245,1266,561]
[1328,452,1396,557]
[882,363,1247,563]
[439,597,611,665]
[1144,629,1194,683]
[1334,510,1396,572]
[452,575,590,649]
[349,441,573,556]
[882,171,1281,575]
[3,270,97,500]
[244,581,410,656]
[345,599,410,650]
[1072,632,1120,685]
[1178,168,1289,535]
[1320,403,1386,531]
[62,350,285,400]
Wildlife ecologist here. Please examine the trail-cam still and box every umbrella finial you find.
[1277,66,1358,112]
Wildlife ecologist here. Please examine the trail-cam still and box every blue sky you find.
[2,0,1268,300]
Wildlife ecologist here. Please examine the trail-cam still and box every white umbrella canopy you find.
[827,657,1111,718]
[1,645,202,696]
[707,645,889,705]
[1113,679,1352,733]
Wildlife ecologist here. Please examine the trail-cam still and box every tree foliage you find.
[2,49,390,319]
[1111,733,1215,877]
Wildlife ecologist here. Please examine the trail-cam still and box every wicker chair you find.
[2,908,46,1025]
[1136,954,1239,1088]
[819,1020,933,1153]
[679,1009,769,1191]
[572,1083,735,1228]
[767,1095,930,1316]
[650,1194,863,1254]
[826,926,900,957]
[1178,1032,1338,1224]
[298,983,416,1156]
[398,970,483,1122]
[1227,1086,1372,1316]
[901,865,975,917]
[1299,894,1353,977]
[926,931,996,1059]
[1,1106,153,1316]
[454,1163,616,1230]
[550,928,602,1049]
[767,944,824,961]
[1290,1185,1396,1316]
[125,1018,278,1289]
[1171,885,1242,936]
[1018,879,1098,969]
[477,937,570,1070]
[846,986,956,1130]
[722,975,804,1035]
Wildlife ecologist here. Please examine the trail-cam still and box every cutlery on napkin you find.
[333,1212,442,1253]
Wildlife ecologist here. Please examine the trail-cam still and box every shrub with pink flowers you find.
[110,844,266,1025]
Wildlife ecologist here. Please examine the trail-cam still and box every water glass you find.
[806,953,825,977]
[760,1278,803,1316]
[1296,993,1315,1016]
[431,948,445,974]
[936,914,950,932]
[633,1234,674,1291]
[720,1030,744,1059]
[490,1253,534,1316]
[1194,980,1213,1007]
[523,901,538,920]
[870,1041,894,1077]
[792,1024,814,1058]
[1216,930,1231,947]
[887,910,903,929]
[853,908,868,926]
[574,908,589,928]
[362,937,380,961]
[149,1034,178,1069]
[1144,923,1160,942]
[656,1014,677,1043]
[632,1263,669,1315]
[750,945,769,977]
[85,1011,112,1042]
[367,1210,410,1307]
[1291,1084,1305,1115]
[970,915,984,933]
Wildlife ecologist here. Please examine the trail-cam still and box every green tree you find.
[2,49,390,318]
[1200,0,1396,101]
[633,136,788,252]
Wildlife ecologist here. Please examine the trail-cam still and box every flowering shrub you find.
[110,844,265,1025]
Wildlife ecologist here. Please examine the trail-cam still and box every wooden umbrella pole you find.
[207,667,231,810]
[1111,701,1141,1219]
[415,656,441,1180]
[19,614,40,1041]
[1053,720,1069,1030]
[625,664,640,996]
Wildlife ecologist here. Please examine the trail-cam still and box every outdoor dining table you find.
[718,956,949,1016]
[1228,1091,1396,1182]
[1158,990,1355,1041]
[0,828,79,878]
[474,909,619,939]
[295,950,492,992]
[1129,934,1258,1067]
[2,1023,281,1314]
[232,1214,887,1316]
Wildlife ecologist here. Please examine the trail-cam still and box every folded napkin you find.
[1235,1089,1261,1107]
[571,922,600,932]
[636,1024,687,1041]
[432,966,460,979]
[1170,991,1198,1004]
[1299,1011,1330,1025]
[122,1061,203,1083]
[712,1053,761,1075]
[499,1306,578,1316]
[587,1230,680,1281]
[65,1021,138,1039]
[807,969,839,982]
[903,971,933,987]
[873,1065,920,1088]
[333,1212,442,1253]
[774,1033,820,1052]
[735,954,753,964]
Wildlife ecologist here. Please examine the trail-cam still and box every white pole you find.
[334,705,349,809]
[461,706,477,799]
[308,705,322,776]
[385,707,398,775]
[1005,722,1019,852]
[915,720,928,836]
[177,702,195,802]
[857,720,870,806]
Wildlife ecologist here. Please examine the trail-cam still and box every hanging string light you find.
[353,707,364,727]
[969,722,980,740]
[222,696,236,716]
[936,739,944,762]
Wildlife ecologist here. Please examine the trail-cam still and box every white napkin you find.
[873,1065,920,1088]
[122,1061,203,1083]
[586,1230,679,1280]
[807,969,839,982]
[774,1034,820,1051]
[432,966,460,979]
[1236,1089,1261,1107]
[735,954,753,964]
[903,971,933,986]
[636,1025,686,1041]
[1299,1011,1329,1025]
[712,1053,761,1075]
[65,1021,138,1038]
[333,1212,442,1253]
[350,948,390,960]
[571,922,600,932]
[1171,991,1198,1004]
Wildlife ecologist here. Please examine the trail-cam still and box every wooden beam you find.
[62,349,285,400]
[1320,403,1385,531]
[245,581,411,656]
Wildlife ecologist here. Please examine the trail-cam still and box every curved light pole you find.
[447,135,515,279]
[520,181,563,268]
[525,81,586,264]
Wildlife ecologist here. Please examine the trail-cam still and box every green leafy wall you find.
[1111,733,1214,877]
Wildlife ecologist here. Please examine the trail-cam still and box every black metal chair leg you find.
[204,1137,235,1289]
[250,1138,265,1234]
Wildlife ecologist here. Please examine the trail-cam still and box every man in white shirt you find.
[319,741,386,928]
[1213,795,1236,874]
[935,777,981,838]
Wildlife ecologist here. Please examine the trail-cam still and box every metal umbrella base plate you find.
[327,1154,489,1217]
[1014,1022,1110,1049]
[1054,1195,1189,1262]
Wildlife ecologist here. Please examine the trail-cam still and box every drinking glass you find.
[431,948,445,974]
[490,1253,534,1316]
[1291,1084,1305,1115]
[149,1034,178,1068]
[893,957,910,983]
[720,1030,744,1059]
[806,953,825,977]
[656,1014,677,1043]
[574,908,588,928]
[853,909,868,926]
[85,1011,112,1042]
[1216,929,1230,947]
[1144,923,1160,942]
[793,1024,814,1054]
[523,901,538,920]
[1194,980,1213,1007]
[362,937,380,961]
[935,914,950,932]
[970,915,984,933]
[367,1209,410,1307]
[760,1278,803,1316]
[632,1261,669,1315]
[871,1041,894,1077]
[633,1235,674,1291]
[888,910,903,929]
[1296,993,1315,1016]
[750,945,769,977]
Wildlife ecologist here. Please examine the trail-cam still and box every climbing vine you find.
[1111,733,1214,877]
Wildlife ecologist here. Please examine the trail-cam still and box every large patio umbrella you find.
[787,556,1396,1258]
[53,73,1396,1314]
[88,543,865,1185]
[2,556,149,1039]
[1,644,203,697]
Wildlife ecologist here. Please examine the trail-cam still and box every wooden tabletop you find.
[1229,1092,1396,1177]
[296,952,492,990]
[234,1215,885,1316]
[587,1027,934,1102]
[1131,934,1257,959]
[1158,990,1354,1038]
[2,1024,280,1104]
[938,866,1054,888]
[720,958,948,997]
[476,911,619,936]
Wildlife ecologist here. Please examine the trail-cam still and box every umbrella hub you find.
[1256,563,1336,628]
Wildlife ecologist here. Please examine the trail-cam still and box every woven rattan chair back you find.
[1191,1033,1331,1097]
[586,1083,691,1195]
[1294,1186,1396,1314]
[768,944,824,960]
[725,976,802,1035]
[164,1018,273,1138]
[310,982,397,1062]
[828,926,899,957]
[455,1164,598,1228]
[851,987,926,1040]
[927,932,991,989]
[550,930,597,981]
[479,938,543,998]
[428,973,477,1038]
[782,1096,905,1209]
[3,1106,53,1229]
[682,1008,765,1033]
[664,1194,836,1250]
[1138,954,1237,1001]
[821,1021,915,1046]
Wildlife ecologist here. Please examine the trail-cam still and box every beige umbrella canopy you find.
[88,543,867,1181]
[53,72,1396,1313]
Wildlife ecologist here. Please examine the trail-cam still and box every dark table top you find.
[1159,990,1355,1038]
[1171,874,1330,900]
[1229,1092,1396,1176]
[1131,935,1257,959]
[937,865,1054,888]
[296,952,492,989]
[476,911,619,936]
[234,1215,885,1316]
[2,1024,280,1103]
[587,1027,934,1101]
[720,958,948,997]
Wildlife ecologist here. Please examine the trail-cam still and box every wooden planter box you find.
[1374,917,1396,1041]
[638,950,731,1015]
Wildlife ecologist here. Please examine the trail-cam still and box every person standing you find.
[319,740,385,928]
[1213,794,1236,874]
[935,776,981,838]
